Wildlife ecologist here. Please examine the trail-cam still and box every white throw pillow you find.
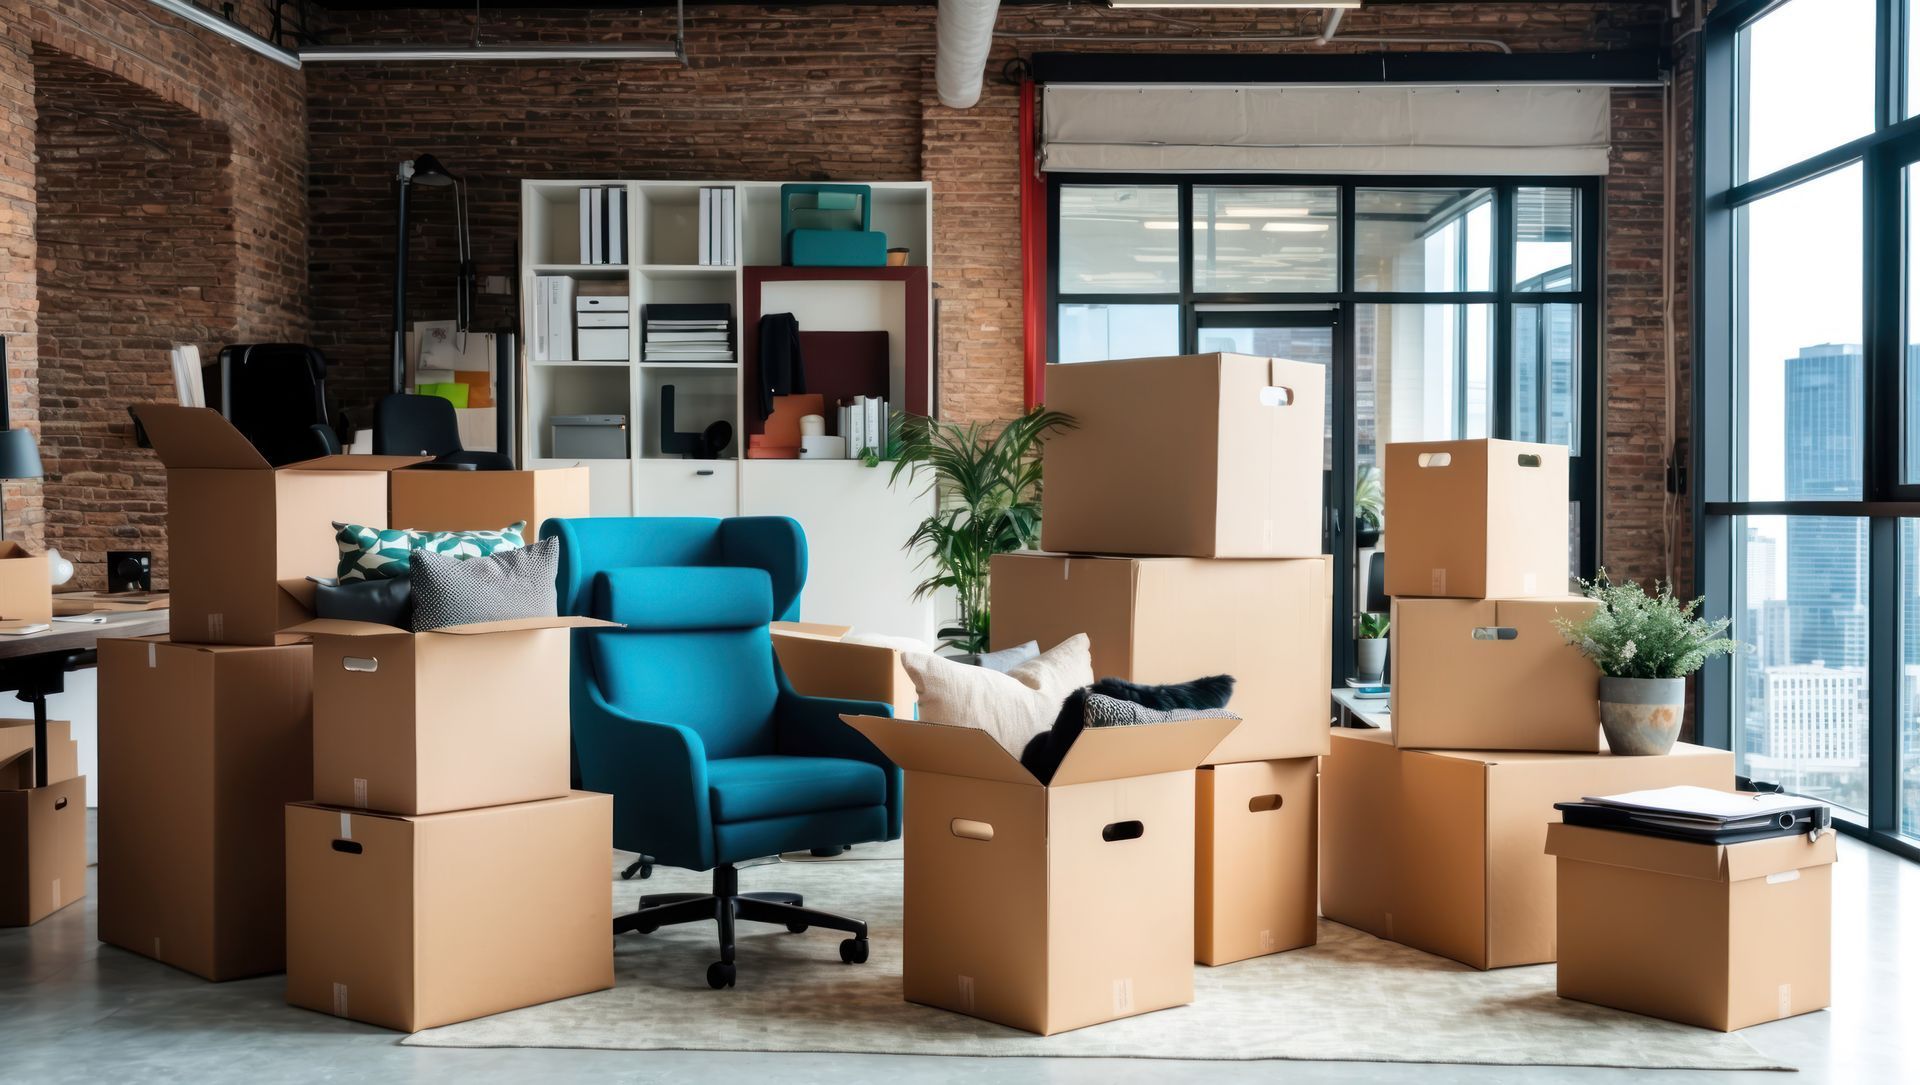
[902,634,1093,757]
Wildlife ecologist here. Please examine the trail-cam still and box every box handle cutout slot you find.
[1517,453,1542,468]
[330,840,363,855]
[1417,452,1452,468]
[1471,626,1519,641]
[1259,386,1295,408]
[54,796,68,811]
[1101,820,1145,842]
[342,656,379,673]
[949,818,994,842]
[1247,794,1284,813]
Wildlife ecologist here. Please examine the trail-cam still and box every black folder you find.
[1554,800,1833,845]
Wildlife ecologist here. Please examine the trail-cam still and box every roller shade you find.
[1041,84,1612,175]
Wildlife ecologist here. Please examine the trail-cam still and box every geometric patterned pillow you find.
[1082,692,1239,729]
[409,536,558,632]
[333,520,527,582]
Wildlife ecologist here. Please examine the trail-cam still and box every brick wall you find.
[0,0,307,584]
[307,1,1685,586]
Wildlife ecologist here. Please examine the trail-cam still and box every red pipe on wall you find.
[1019,78,1047,409]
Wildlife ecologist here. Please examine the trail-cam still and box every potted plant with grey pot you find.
[1553,571,1739,756]
[1354,611,1390,683]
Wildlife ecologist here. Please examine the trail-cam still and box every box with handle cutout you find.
[1383,438,1569,600]
[840,711,1238,1035]
[1195,757,1317,966]
[1389,595,1601,751]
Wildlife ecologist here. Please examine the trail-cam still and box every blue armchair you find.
[544,516,902,989]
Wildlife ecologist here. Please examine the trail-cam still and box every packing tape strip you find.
[339,811,352,840]
[332,982,350,1018]
[352,778,368,808]
[1777,983,1792,1018]
[51,877,60,911]
[957,974,975,1012]
[147,642,157,668]
[1112,977,1134,1014]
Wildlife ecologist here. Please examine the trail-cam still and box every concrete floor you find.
[2,820,1913,1084]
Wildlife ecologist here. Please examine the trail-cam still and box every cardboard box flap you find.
[1546,822,1838,883]
[1049,715,1241,787]
[284,453,434,472]
[131,404,270,471]
[288,615,618,638]
[0,541,30,559]
[771,621,853,642]
[119,632,308,651]
[839,715,1037,786]
[283,617,414,638]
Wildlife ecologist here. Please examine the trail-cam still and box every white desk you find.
[1331,686,1390,731]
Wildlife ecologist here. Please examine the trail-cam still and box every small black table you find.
[0,611,170,787]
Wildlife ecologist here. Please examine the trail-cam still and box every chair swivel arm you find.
[578,681,718,872]
[774,678,903,839]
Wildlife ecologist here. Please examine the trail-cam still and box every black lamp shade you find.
[0,428,43,480]
[410,154,456,187]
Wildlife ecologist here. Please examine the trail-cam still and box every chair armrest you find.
[776,684,904,840]
[577,682,716,870]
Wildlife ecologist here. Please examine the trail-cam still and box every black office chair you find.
[373,392,513,470]
[218,344,344,466]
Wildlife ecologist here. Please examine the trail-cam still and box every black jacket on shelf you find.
[756,312,807,420]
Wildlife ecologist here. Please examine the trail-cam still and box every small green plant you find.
[1553,570,1738,679]
[1354,465,1384,532]
[887,406,1076,653]
[1356,612,1390,639]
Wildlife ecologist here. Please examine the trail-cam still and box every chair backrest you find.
[374,392,464,458]
[219,343,337,466]
[547,516,809,767]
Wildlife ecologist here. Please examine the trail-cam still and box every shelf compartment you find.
[528,364,632,460]
[637,184,738,268]
[639,365,738,460]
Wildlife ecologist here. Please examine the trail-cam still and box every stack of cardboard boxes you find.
[99,405,611,1032]
[993,353,1333,969]
[1,717,85,927]
[1320,438,1738,970]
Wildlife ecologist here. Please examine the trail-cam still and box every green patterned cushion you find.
[333,520,527,582]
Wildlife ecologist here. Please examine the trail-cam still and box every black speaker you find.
[107,550,151,594]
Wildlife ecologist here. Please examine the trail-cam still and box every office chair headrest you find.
[593,567,773,631]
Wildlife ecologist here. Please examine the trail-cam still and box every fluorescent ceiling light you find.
[301,43,683,62]
[149,0,301,69]
[1263,222,1331,233]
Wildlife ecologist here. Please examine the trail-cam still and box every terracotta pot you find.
[1598,676,1686,755]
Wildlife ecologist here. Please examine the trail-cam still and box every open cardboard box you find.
[991,552,1331,762]
[1548,822,1836,1031]
[132,405,430,645]
[1320,727,1735,969]
[1390,595,1602,751]
[1196,757,1317,966]
[388,464,591,536]
[285,791,613,1033]
[842,711,1237,1035]
[1040,353,1325,559]
[288,615,615,817]
[0,719,77,791]
[96,635,314,978]
[771,622,916,719]
[1383,438,1570,599]
[0,542,51,624]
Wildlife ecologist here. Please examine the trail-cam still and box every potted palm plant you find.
[1553,571,1739,756]
[1354,466,1384,549]
[1354,612,1389,683]
[887,406,1075,654]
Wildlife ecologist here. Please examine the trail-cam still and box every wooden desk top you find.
[0,611,171,661]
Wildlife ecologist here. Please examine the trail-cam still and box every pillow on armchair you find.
[901,634,1092,758]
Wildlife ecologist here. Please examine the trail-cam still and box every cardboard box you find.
[1383,438,1569,599]
[285,791,614,1033]
[96,636,313,979]
[0,719,78,790]
[1318,728,1734,969]
[289,615,612,816]
[1390,595,1602,751]
[1196,758,1317,966]
[1547,823,1835,1031]
[0,542,51,624]
[132,405,430,645]
[991,552,1331,762]
[842,712,1238,1035]
[388,464,591,536]
[771,622,916,719]
[0,776,85,926]
[1041,353,1325,559]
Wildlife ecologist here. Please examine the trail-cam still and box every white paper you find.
[1583,785,1826,821]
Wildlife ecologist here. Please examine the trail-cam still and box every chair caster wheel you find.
[619,859,654,881]
[786,922,808,934]
[707,961,736,989]
[839,937,869,964]
[635,924,657,935]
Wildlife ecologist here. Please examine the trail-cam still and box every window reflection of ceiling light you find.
[1222,207,1313,217]
[1133,254,1178,263]
[1145,221,1251,231]
[1263,222,1331,233]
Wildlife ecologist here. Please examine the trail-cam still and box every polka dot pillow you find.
[333,520,527,582]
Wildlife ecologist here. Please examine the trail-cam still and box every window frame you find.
[1047,173,1602,686]
[1697,0,1920,862]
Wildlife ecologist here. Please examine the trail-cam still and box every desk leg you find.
[31,693,46,790]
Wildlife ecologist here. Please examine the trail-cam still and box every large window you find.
[1049,177,1600,682]
[1700,0,1920,860]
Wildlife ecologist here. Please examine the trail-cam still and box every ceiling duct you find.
[936,0,1002,109]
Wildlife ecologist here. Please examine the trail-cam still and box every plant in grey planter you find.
[1354,611,1390,683]
[1553,570,1739,756]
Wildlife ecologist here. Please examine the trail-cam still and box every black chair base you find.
[614,863,869,989]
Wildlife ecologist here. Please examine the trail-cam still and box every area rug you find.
[403,847,1789,1071]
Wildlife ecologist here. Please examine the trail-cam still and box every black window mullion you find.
[1178,184,1195,352]
[1868,515,1900,834]
[1492,186,1515,441]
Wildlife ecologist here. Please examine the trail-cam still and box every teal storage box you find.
[781,184,888,267]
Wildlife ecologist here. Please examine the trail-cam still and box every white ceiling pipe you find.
[937,0,1002,109]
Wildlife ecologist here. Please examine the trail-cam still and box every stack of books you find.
[698,187,736,266]
[838,395,888,459]
[578,186,627,265]
[642,303,733,363]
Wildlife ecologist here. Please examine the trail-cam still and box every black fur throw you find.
[1020,674,1235,785]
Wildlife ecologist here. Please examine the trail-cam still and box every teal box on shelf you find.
[781,183,888,267]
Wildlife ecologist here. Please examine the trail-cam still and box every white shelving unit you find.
[518,178,940,639]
